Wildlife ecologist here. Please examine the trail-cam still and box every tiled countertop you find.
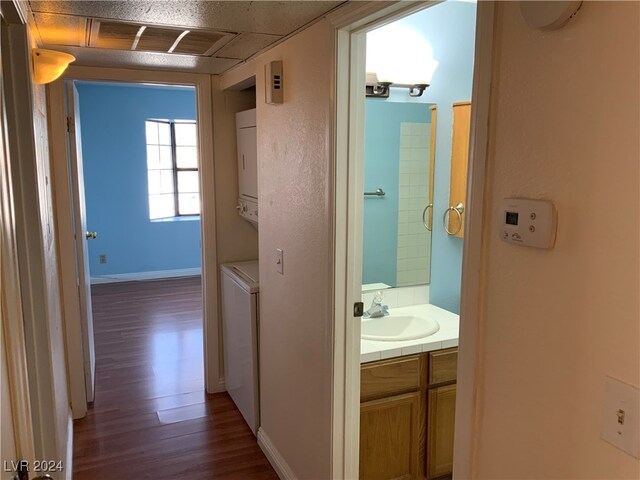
[360,304,459,363]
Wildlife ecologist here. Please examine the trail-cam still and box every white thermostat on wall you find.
[499,198,557,249]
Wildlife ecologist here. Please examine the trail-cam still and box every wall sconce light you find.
[32,48,75,85]
[366,24,439,99]
[366,72,391,98]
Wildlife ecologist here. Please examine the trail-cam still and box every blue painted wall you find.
[362,101,432,286]
[374,1,477,313]
[75,82,201,277]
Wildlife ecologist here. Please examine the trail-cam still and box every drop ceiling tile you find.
[215,33,282,60]
[33,12,86,47]
[208,57,243,75]
[29,1,345,36]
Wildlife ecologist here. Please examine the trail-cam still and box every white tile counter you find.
[360,304,459,363]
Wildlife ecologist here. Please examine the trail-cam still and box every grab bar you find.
[364,188,385,197]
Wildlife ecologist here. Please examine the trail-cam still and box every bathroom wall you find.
[466,2,639,478]
[76,82,201,278]
[221,19,335,480]
[380,0,477,313]
[362,100,431,286]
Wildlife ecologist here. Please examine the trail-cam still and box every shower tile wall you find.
[397,122,431,287]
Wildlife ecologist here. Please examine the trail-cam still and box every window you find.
[145,119,200,220]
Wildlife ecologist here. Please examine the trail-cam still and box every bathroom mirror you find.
[362,99,436,288]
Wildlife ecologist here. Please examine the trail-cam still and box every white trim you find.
[48,65,222,421]
[453,2,496,478]
[257,428,297,480]
[90,268,202,284]
[0,4,36,463]
[331,1,494,478]
[64,414,73,480]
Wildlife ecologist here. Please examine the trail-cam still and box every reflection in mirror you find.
[362,100,437,288]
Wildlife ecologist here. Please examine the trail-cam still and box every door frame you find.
[0,1,36,467]
[330,1,496,477]
[48,66,221,419]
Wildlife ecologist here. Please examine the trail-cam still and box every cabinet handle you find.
[242,154,245,170]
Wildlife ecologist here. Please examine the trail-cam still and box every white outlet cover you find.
[601,376,640,458]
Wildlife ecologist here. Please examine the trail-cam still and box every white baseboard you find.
[65,414,73,480]
[257,428,297,480]
[90,267,201,284]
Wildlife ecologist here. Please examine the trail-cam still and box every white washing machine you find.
[220,260,260,435]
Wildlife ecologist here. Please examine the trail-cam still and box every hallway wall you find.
[471,2,640,478]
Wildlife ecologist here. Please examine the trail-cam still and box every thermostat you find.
[500,198,557,249]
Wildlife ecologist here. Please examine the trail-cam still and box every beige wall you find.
[473,2,639,478]
[211,80,259,265]
[222,19,336,479]
[211,81,259,379]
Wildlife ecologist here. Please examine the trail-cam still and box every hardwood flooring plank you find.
[73,277,277,479]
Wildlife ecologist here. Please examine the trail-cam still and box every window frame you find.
[146,118,200,220]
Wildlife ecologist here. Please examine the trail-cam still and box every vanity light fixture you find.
[32,48,75,84]
[366,24,438,99]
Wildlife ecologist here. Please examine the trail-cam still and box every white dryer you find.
[220,261,260,435]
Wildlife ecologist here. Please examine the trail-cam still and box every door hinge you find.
[66,116,72,133]
[353,301,364,317]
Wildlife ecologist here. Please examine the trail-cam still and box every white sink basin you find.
[361,314,440,341]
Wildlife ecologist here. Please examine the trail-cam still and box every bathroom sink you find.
[361,314,440,341]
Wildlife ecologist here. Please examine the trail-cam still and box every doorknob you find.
[85,231,97,239]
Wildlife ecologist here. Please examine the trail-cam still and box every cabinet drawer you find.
[361,355,422,402]
[428,348,458,386]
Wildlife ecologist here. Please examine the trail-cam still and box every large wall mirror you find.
[362,99,437,288]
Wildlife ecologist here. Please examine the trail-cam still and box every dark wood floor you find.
[73,276,277,479]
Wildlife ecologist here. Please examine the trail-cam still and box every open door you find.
[1,23,36,474]
[66,82,96,402]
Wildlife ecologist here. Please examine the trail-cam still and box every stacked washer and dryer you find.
[221,108,260,435]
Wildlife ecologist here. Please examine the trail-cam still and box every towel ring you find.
[443,203,464,236]
[422,204,433,231]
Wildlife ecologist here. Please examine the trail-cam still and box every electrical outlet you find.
[99,254,107,264]
[275,248,283,275]
[601,376,640,458]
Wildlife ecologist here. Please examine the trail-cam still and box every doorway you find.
[48,68,225,423]
[332,1,494,478]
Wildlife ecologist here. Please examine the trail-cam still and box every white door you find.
[66,82,96,402]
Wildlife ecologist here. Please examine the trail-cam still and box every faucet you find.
[365,291,389,318]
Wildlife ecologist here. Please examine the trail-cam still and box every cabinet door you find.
[360,392,421,480]
[447,102,471,238]
[426,384,457,479]
[237,126,257,199]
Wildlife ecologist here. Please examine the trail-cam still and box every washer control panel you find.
[237,198,258,224]
[500,198,557,249]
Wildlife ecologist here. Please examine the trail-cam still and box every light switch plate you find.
[275,248,284,275]
[601,376,640,458]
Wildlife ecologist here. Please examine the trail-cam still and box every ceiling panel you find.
[215,32,283,60]
[33,12,86,47]
[29,1,344,36]
[52,45,243,74]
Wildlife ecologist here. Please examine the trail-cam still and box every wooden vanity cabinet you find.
[359,348,458,480]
